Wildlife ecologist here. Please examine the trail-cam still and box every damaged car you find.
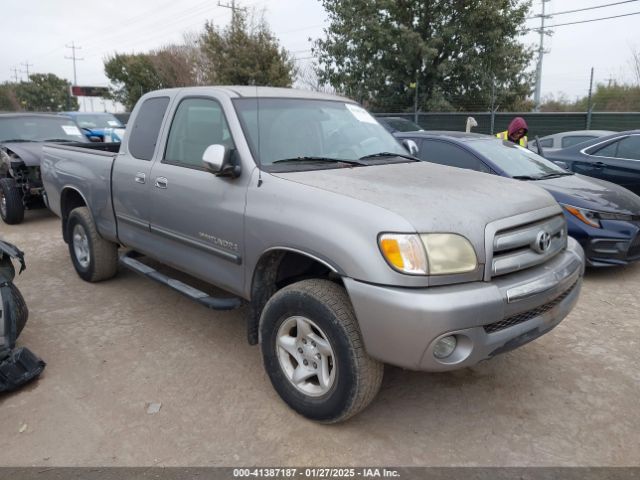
[0,113,89,224]
[0,239,46,392]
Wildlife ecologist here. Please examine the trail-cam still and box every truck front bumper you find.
[344,237,585,371]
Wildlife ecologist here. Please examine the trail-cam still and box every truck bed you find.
[41,143,120,243]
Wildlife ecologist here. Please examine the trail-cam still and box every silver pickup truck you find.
[41,87,585,423]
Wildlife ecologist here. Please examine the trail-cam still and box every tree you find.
[104,53,165,111]
[13,74,78,112]
[0,83,20,111]
[313,0,534,112]
[200,10,295,86]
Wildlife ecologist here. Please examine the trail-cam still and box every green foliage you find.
[103,10,295,110]
[4,74,78,112]
[313,0,534,112]
[541,83,640,112]
[200,10,295,86]
[104,53,165,111]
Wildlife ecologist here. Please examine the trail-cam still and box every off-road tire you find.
[260,279,383,423]
[67,207,118,282]
[0,178,25,225]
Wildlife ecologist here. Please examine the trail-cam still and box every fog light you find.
[433,335,457,359]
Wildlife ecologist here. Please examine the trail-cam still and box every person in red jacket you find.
[496,117,528,146]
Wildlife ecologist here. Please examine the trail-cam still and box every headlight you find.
[563,204,636,228]
[562,204,601,228]
[378,234,428,275]
[378,233,477,275]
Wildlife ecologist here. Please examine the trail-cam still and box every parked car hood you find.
[1,142,44,167]
[274,162,559,238]
[534,174,640,215]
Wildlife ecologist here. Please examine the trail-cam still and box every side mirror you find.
[202,144,241,178]
[402,139,419,156]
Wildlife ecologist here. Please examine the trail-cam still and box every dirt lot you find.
[1,211,639,467]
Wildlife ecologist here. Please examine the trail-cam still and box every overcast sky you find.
[2,0,639,111]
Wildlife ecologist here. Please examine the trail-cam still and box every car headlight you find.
[561,204,636,228]
[378,233,477,275]
[562,205,601,228]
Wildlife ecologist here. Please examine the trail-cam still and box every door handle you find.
[593,162,606,168]
[134,172,146,184]
[155,177,168,189]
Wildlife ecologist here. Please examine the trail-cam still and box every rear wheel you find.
[260,279,383,423]
[67,207,118,282]
[0,178,25,225]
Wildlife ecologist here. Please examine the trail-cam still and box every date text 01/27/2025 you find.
[232,468,400,478]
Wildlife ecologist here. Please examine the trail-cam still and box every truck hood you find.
[1,142,44,167]
[535,174,640,215]
[273,162,559,236]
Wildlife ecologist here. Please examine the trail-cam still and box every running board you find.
[119,253,244,311]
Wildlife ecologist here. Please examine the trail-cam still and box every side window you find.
[592,140,619,158]
[164,98,234,169]
[540,138,553,148]
[561,135,595,148]
[615,135,640,160]
[420,140,490,173]
[128,96,170,161]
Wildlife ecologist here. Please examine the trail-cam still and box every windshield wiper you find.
[0,139,35,143]
[43,138,75,142]
[536,172,574,179]
[512,175,541,181]
[272,156,367,166]
[359,152,418,161]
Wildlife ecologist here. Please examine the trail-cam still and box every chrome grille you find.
[491,215,567,278]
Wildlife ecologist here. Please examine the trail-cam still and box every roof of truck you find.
[146,86,353,103]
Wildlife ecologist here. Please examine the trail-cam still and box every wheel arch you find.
[60,187,90,243]
[246,247,346,345]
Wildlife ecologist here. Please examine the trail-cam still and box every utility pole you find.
[533,0,552,112]
[64,41,84,85]
[20,61,34,81]
[413,74,419,124]
[586,67,595,130]
[218,0,245,23]
[10,67,20,83]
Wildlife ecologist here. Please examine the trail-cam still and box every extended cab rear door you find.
[147,93,248,295]
[112,95,172,250]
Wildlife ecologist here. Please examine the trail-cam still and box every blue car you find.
[396,131,640,267]
[59,112,124,142]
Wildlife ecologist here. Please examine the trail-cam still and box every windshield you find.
[470,139,570,179]
[233,98,407,168]
[69,113,123,129]
[383,117,423,132]
[0,116,87,143]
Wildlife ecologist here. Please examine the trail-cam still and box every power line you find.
[528,0,640,18]
[524,10,640,31]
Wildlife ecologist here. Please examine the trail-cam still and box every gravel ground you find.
[1,211,639,467]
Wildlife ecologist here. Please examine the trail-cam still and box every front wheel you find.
[0,178,25,225]
[260,279,383,423]
[67,207,118,282]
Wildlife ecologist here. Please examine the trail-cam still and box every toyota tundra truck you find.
[41,87,585,423]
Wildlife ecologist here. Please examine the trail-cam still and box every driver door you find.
[148,95,246,295]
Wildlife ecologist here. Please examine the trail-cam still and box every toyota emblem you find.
[534,231,552,253]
